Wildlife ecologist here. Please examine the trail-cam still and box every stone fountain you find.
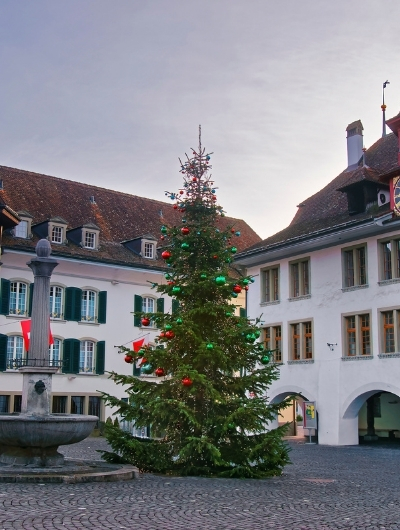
[0,240,98,467]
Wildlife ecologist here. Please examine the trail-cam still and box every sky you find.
[0,0,399,240]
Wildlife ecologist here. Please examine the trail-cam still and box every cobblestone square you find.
[0,438,399,529]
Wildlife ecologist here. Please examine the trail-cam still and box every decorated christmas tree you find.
[101,130,291,478]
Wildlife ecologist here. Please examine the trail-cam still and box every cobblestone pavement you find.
[0,438,399,530]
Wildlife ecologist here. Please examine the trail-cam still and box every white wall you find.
[247,230,400,445]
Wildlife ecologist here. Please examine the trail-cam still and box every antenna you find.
[382,80,390,138]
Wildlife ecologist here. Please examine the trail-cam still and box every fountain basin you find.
[0,413,98,466]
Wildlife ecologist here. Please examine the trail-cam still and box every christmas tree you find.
[101,130,291,478]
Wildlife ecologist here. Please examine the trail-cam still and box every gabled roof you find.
[0,165,261,269]
[238,132,399,257]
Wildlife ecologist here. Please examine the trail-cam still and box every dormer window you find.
[84,231,96,249]
[51,226,63,244]
[13,211,33,239]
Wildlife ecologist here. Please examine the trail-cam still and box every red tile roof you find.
[0,166,261,268]
[240,133,399,255]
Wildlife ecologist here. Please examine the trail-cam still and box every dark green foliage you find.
[101,136,291,478]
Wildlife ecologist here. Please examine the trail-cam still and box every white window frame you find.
[49,338,61,367]
[49,285,64,319]
[51,225,64,244]
[84,231,96,249]
[6,335,24,369]
[81,290,97,322]
[14,220,28,239]
[379,237,400,281]
[289,258,310,298]
[143,242,155,259]
[289,320,313,361]
[9,281,28,316]
[79,340,95,373]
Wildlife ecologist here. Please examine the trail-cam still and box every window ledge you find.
[341,355,373,361]
[378,353,400,359]
[76,373,99,376]
[341,284,369,293]
[78,321,100,326]
[6,314,28,320]
[260,300,280,307]
[287,359,314,365]
[50,318,67,323]
[378,278,400,286]
[288,295,311,302]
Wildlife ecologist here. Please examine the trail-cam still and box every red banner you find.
[20,320,54,351]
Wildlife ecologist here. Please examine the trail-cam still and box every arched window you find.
[80,340,95,373]
[49,286,64,319]
[142,297,155,313]
[7,336,24,369]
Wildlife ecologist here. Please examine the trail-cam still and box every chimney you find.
[346,120,364,171]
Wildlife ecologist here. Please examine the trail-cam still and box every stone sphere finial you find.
[36,239,52,258]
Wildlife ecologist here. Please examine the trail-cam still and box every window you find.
[380,238,400,280]
[290,321,313,360]
[6,335,24,369]
[0,395,9,413]
[143,242,155,259]
[343,245,367,287]
[344,313,371,357]
[380,309,400,354]
[81,290,96,322]
[71,396,85,414]
[142,297,155,314]
[84,231,96,249]
[49,286,63,319]
[9,281,28,316]
[80,340,95,373]
[262,267,279,303]
[290,259,310,298]
[134,295,164,327]
[52,395,67,413]
[264,325,282,362]
[51,226,63,244]
[13,395,22,413]
[14,220,28,239]
[49,338,61,367]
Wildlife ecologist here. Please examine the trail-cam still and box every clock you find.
[393,176,400,216]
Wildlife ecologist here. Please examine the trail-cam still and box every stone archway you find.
[269,387,314,437]
[342,384,400,445]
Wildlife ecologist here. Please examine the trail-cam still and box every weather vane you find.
[382,80,390,138]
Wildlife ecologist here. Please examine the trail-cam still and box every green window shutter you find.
[134,295,142,327]
[133,362,141,376]
[157,297,164,313]
[0,334,8,371]
[239,307,247,318]
[28,283,35,317]
[0,279,10,316]
[172,299,179,314]
[65,287,82,321]
[96,341,105,375]
[63,338,80,373]
[98,291,107,324]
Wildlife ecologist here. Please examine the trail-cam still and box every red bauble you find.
[124,355,134,364]
[181,227,190,235]
[155,368,165,377]
[167,281,175,285]
[141,317,150,327]
[213,255,218,259]
[140,358,147,365]
[160,235,165,240]
[165,330,175,339]
[159,331,167,340]
[231,228,235,233]
[244,286,249,291]
[173,205,178,209]
[182,377,193,387]
[212,196,217,201]
[233,285,242,294]
[192,177,197,182]
[161,250,171,260]
[179,190,184,195]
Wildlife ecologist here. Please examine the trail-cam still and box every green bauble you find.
[260,355,270,365]
[176,318,183,325]
[215,275,226,285]
[227,423,235,429]
[206,343,214,350]
[172,286,181,294]
[231,292,238,298]
[161,226,168,234]
[141,363,153,374]
[225,312,232,317]
[225,258,231,263]
[165,324,172,331]
[257,344,264,351]
[230,246,237,254]
[138,348,146,354]
[254,330,261,338]
[181,242,190,250]
[242,278,250,285]
[200,273,207,279]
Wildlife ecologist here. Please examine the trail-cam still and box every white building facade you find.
[236,112,400,445]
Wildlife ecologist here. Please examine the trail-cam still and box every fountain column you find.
[20,239,59,415]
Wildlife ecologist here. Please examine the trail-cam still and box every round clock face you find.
[395,178,400,215]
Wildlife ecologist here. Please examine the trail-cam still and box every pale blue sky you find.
[0,0,399,238]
